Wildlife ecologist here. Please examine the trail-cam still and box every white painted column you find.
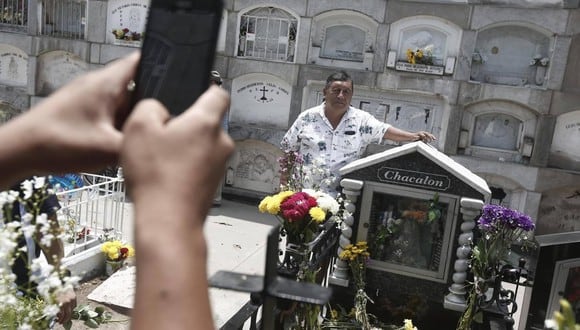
[329,178,364,287]
[444,197,483,311]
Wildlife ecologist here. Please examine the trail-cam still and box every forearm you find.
[384,127,436,143]
[384,126,419,142]
[131,197,213,330]
[45,215,65,267]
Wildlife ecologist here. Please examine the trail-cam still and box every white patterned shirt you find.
[282,103,390,195]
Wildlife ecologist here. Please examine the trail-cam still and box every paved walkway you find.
[87,197,278,328]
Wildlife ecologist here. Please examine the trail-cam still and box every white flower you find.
[316,195,340,214]
[32,176,46,190]
[20,179,33,200]
[40,233,55,247]
[43,304,60,319]
[17,323,32,330]
[0,190,18,209]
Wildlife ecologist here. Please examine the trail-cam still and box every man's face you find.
[323,80,353,113]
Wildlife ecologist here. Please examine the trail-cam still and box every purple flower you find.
[477,204,535,232]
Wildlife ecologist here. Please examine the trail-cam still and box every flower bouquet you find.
[457,204,535,330]
[259,189,340,329]
[339,241,373,329]
[101,240,134,276]
[406,48,433,65]
[259,189,340,246]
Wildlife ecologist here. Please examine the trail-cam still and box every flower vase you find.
[105,260,123,276]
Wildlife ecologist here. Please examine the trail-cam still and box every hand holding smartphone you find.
[131,0,223,116]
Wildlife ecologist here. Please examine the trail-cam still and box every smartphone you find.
[131,0,223,116]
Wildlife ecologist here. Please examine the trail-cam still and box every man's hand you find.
[121,85,234,223]
[0,52,140,189]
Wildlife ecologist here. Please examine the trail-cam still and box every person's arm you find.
[0,52,140,190]
[384,126,436,143]
[121,86,233,330]
[37,212,77,325]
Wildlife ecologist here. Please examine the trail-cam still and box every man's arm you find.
[38,213,64,267]
[384,126,436,143]
[0,53,139,190]
[37,211,77,325]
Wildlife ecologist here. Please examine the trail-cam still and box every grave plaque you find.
[106,0,148,47]
[36,51,88,96]
[227,140,282,194]
[0,45,27,86]
[550,111,580,169]
[472,113,521,151]
[537,187,580,235]
[471,26,550,86]
[400,29,446,66]
[321,25,365,62]
[231,74,291,128]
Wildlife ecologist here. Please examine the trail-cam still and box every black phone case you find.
[131,0,223,115]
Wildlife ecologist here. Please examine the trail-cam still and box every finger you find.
[179,86,230,124]
[98,51,140,88]
[124,99,171,133]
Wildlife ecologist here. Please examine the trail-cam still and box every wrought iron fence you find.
[39,0,86,39]
[0,0,27,28]
[210,223,339,329]
[55,171,127,256]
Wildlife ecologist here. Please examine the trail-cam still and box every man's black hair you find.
[325,70,353,91]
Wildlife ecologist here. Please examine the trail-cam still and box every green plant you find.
[545,299,580,330]
[64,304,118,329]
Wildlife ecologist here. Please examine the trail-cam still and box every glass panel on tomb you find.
[359,184,457,282]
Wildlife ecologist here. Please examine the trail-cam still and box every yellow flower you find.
[258,196,271,213]
[309,207,326,223]
[416,49,424,59]
[330,309,338,320]
[101,240,134,261]
[404,319,417,330]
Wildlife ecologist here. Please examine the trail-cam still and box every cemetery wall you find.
[0,0,579,235]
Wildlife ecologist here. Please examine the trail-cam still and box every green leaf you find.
[473,311,483,323]
[63,320,73,330]
[94,306,105,316]
[84,318,100,328]
[74,304,89,313]
[86,310,99,319]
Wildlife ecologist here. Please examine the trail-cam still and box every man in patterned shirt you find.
[281,71,436,195]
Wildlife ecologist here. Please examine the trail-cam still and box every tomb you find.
[225,140,282,195]
[549,110,580,171]
[387,16,462,76]
[0,44,27,86]
[329,142,491,326]
[106,0,148,47]
[36,51,88,96]
[470,24,552,87]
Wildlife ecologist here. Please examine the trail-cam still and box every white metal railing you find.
[39,0,86,39]
[55,171,127,256]
[0,0,27,27]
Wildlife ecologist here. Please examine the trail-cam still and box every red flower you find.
[120,247,129,258]
[280,192,317,223]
